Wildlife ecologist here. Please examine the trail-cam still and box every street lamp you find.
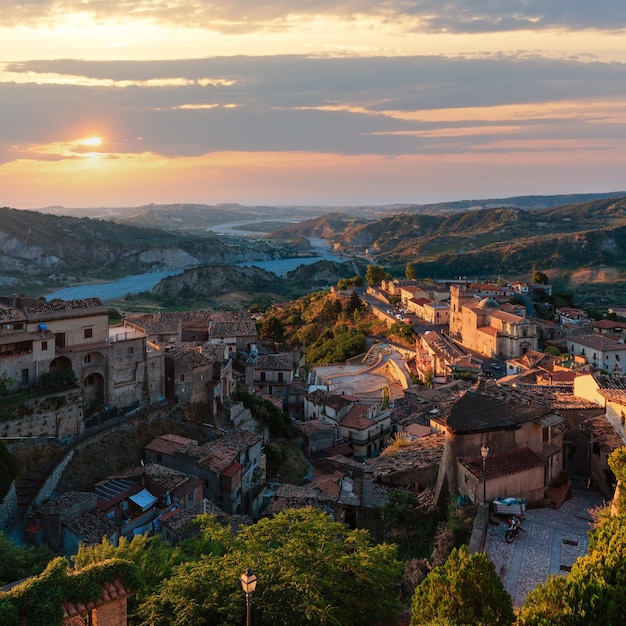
[480,444,489,505]
[240,568,257,626]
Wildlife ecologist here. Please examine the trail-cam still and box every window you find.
[127,346,134,354]
[616,354,621,361]
[180,374,185,382]
[84,354,91,364]
[278,372,284,383]
[260,372,266,382]
[84,328,93,339]
[41,341,48,351]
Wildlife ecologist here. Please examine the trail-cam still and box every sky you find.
[3,2,626,209]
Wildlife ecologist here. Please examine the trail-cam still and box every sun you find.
[79,136,103,147]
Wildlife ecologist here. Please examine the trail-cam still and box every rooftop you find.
[459,447,545,481]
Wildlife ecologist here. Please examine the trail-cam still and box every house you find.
[27,492,118,555]
[162,345,214,404]
[422,301,450,326]
[249,352,295,396]
[573,373,626,441]
[264,483,336,516]
[144,429,265,515]
[61,578,133,626]
[433,380,564,507]
[335,475,393,540]
[340,403,391,458]
[557,307,590,327]
[368,432,446,489]
[415,330,476,385]
[303,390,359,423]
[297,419,338,457]
[591,319,626,337]
[567,335,626,372]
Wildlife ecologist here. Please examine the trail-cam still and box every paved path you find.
[483,488,606,608]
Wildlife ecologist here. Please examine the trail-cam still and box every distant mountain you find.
[34,192,626,231]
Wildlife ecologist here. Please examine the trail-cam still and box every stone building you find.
[0,297,164,439]
[449,285,538,359]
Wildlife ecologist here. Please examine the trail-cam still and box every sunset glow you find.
[2,2,626,208]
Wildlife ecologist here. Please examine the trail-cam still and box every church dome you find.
[477,297,499,309]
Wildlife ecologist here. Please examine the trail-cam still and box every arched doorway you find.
[84,372,105,405]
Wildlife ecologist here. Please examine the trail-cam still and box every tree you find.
[259,314,285,345]
[365,265,389,286]
[138,508,403,626]
[345,291,365,316]
[410,545,514,626]
[0,531,53,587]
[531,270,549,285]
[405,262,418,280]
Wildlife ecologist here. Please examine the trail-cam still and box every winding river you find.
[46,228,348,302]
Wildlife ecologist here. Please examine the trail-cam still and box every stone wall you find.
[0,389,84,440]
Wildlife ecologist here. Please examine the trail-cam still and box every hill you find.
[0,207,287,295]
[272,198,626,277]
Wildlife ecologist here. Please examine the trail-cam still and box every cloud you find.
[2,1,626,34]
[2,54,626,167]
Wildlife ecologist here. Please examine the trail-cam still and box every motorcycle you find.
[505,514,523,543]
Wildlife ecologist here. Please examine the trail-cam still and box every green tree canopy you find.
[0,531,53,588]
[531,270,549,284]
[258,314,285,345]
[365,265,390,286]
[138,508,403,626]
[405,262,418,280]
[410,545,514,626]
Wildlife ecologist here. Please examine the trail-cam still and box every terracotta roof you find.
[23,298,107,322]
[370,433,445,478]
[63,578,132,620]
[445,386,552,434]
[255,353,293,370]
[0,308,27,323]
[297,419,337,436]
[570,335,626,351]
[592,320,625,331]
[490,310,524,323]
[459,447,545,481]
[581,415,625,454]
[341,405,375,430]
[477,325,499,337]
[145,434,198,456]
[64,508,117,545]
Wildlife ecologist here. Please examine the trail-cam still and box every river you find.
[45,234,348,302]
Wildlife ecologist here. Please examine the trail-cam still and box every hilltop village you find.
[1,275,625,623]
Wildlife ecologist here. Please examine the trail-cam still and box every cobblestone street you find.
[483,486,606,608]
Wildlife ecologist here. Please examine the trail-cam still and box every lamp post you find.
[240,568,257,626]
[481,444,489,505]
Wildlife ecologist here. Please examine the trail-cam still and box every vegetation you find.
[54,508,402,626]
[236,391,296,438]
[0,556,141,626]
[410,545,514,626]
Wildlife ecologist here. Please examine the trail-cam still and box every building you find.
[144,429,265,515]
[0,297,163,439]
[449,286,538,359]
[434,380,564,507]
[567,335,626,372]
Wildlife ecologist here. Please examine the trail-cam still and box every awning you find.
[538,413,563,427]
[129,488,157,511]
